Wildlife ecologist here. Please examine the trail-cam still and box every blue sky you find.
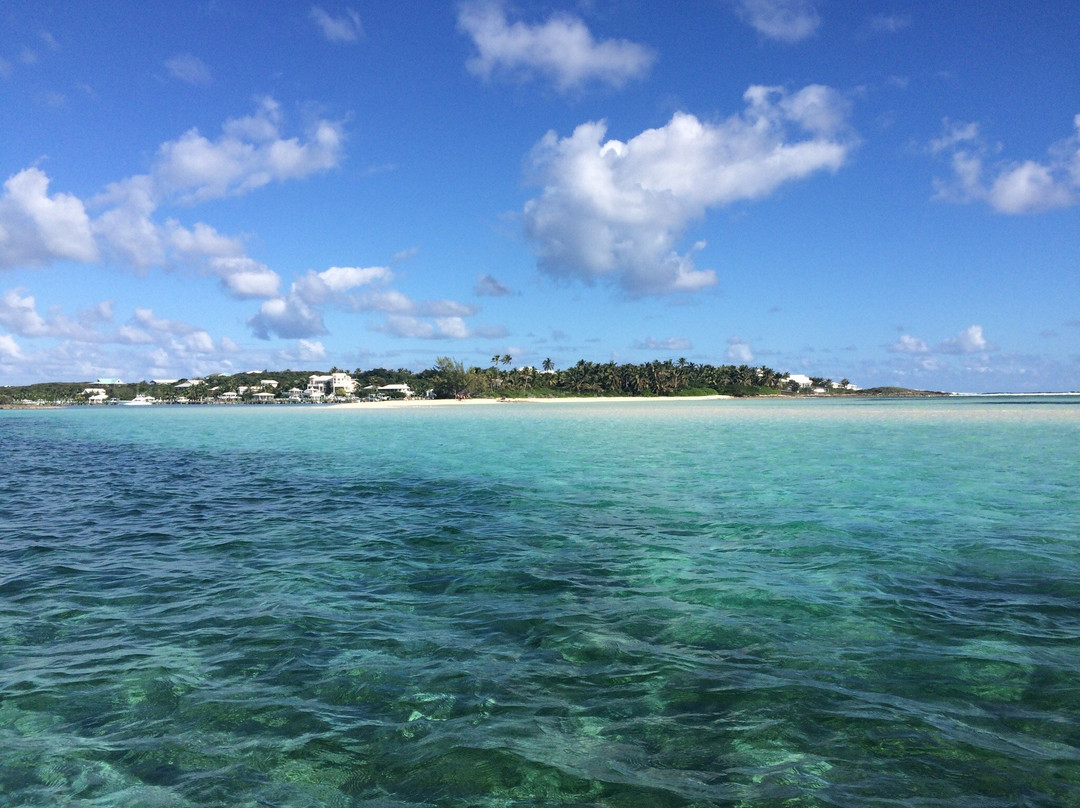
[1,0,1078,392]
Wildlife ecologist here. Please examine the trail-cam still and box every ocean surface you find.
[2,397,1079,807]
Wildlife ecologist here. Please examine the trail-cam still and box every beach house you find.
[306,372,356,399]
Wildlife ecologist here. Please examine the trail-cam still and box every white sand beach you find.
[332,394,733,409]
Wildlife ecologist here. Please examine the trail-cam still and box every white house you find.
[82,387,108,404]
[379,383,414,399]
[306,372,356,398]
[786,374,813,389]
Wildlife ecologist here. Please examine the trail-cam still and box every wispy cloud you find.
[867,13,912,34]
[474,273,511,297]
[310,6,363,43]
[888,326,993,356]
[632,336,692,351]
[734,0,820,43]
[727,336,754,363]
[164,53,212,85]
[887,334,929,354]
[457,0,655,92]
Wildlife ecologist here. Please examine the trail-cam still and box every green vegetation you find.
[424,358,790,398]
[3,358,938,405]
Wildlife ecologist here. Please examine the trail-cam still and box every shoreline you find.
[331,394,735,409]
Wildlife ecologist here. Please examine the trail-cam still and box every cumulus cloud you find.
[165,53,212,85]
[727,337,754,363]
[297,338,327,361]
[0,333,23,359]
[153,97,344,204]
[167,221,245,258]
[457,0,655,91]
[293,265,392,305]
[522,84,853,296]
[931,115,1080,214]
[247,293,327,340]
[310,6,363,43]
[2,99,342,278]
[209,257,282,299]
[0,287,50,336]
[0,286,284,382]
[735,0,820,43]
[888,334,929,354]
[939,324,992,354]
[474,273,511,297]
[91,175,164,267]
[0,168,98,268]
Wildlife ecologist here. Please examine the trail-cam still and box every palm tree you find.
[501,354,512,367]
[542,357,554,372]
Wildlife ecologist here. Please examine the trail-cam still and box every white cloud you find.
[2,99,342,280]
[91,175,164,267]
[0,288,50,336]
[867,13,912,34]
[888,334,929,354]
[358,289,414,314]
[939,324,992,354]
[209,256,282,299]
[522,85,853,295]
[247,293,327,340]
[0,333,23,359]
[931,116,1080,214]
[376,314,473,340]
[165,53,212,85]
[435,316,470,339]
[310,7,363,43]
[457,0,655,92]
[133,307,200,336]
[474,273,511,297]
[297,338,327,361]
[153,97,344,204]
[167,221,245,258]
[293,265,392,305]
[633,336,692,351]
[0,168,98,268]
[735,0,820,43]
[988,161,1073,214]
[421,299,477,317]
[727,337,754,363]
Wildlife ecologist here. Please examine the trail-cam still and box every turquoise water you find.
[2,397,1079,807]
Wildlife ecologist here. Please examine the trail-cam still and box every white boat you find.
[124,394,154,406]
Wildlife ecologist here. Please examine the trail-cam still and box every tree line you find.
[425,357,795,398]
[1,358,814,404]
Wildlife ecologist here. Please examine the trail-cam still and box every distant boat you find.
[124,394,154,406]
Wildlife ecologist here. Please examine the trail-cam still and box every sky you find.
[1,1,1078,392]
